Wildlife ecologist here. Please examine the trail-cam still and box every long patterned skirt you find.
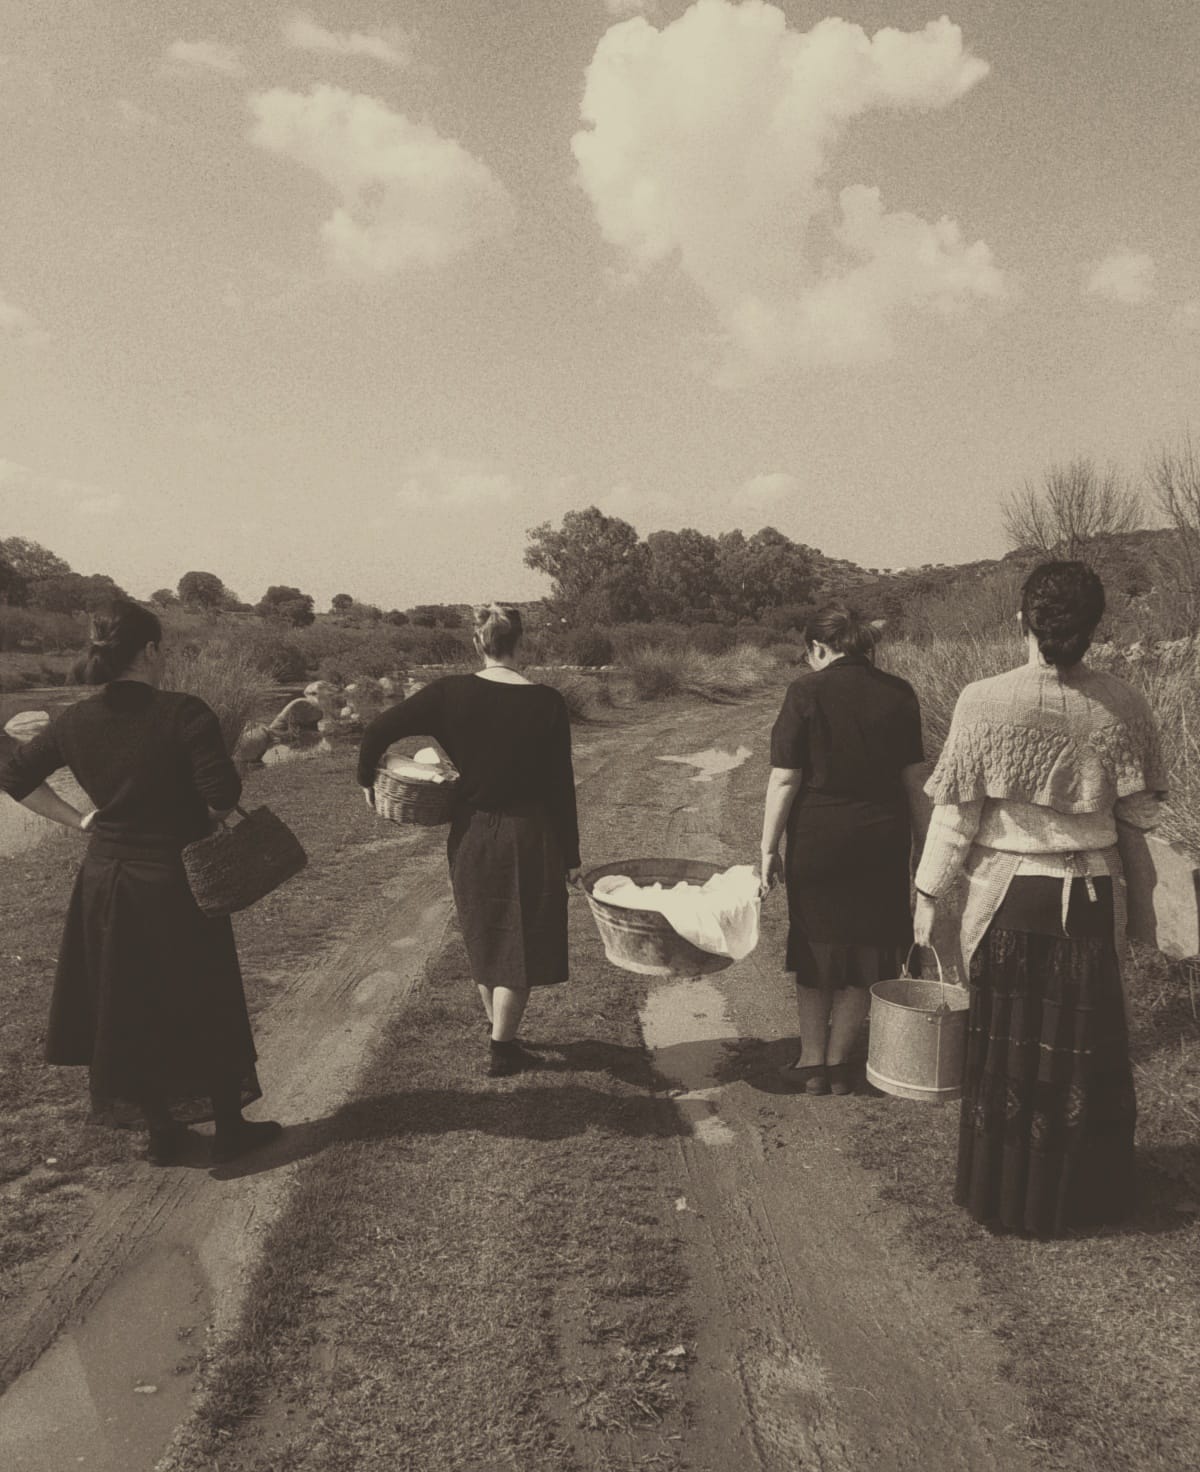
[955,875,1136,1238]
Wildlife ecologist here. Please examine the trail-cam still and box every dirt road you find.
[0,691,1035,1471]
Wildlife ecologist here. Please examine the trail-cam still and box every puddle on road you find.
[657,746,752,783]
[0,1244,208,1472]
[640,978,738,1146]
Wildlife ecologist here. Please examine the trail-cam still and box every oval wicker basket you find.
[374,766,459,827]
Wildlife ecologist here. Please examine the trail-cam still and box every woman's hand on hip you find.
[565,866,583,893]
[912,892,936,947]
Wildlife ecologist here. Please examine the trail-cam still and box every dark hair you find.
[1020,561,1105,668]
[84,599,163,685]
[802,605,880,659]
[473,603,523,659]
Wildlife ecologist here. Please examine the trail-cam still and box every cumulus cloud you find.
[165,40,245,76]
[283,13,411,69]
[395,452,516,509]
[1085,250,1155,304]
[735,472,797,506]
[248,86,514,275]
[573,3,1003,378]
[0,290,49,344]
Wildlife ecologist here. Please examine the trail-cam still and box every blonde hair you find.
[473,603,523,658]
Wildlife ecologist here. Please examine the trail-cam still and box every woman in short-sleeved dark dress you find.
[357,604,581,1077]
[0,601,281,1164]
[760,606,925,1094]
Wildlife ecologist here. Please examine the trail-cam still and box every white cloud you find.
[0,291,49,344]
[1085,250,1155,304]
[283,13,411,69]
[573,4,1003,379]
[1170,298,1200,332]
[248,86,515,275]
[736,472,797,506]
[395,452,516,509]
[165,40,245,77]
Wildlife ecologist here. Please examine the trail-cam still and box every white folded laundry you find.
[383,748,456,784]
[592,865,760,960]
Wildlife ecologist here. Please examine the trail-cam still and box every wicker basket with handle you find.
[182,805,308,917]
[374,764,460,827]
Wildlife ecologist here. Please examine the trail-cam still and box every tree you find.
[713,527,817,622]
[384,609,410,627]
[406,604,465,629]
[150,588,179,607]
[0,536,71,583]
[1146,434,1200,635]
[0,552,28,606]
[28,572,127,614]
[1002,457,1143,560]
[331,593,354,614]
[256,585,316,627]
[524,507,649,625]
[178,570,229,610]
[644,528,720,621]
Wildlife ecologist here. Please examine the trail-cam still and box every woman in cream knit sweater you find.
[913,562,1166,1238]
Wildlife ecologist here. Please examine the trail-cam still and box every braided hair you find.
[1020,561,1105,668]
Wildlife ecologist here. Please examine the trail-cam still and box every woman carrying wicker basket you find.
[357,604,581,1077]
[0,600,281,1166]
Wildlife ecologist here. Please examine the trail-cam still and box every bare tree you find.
[1146,434,1200,635]
[1002,456,1143,559]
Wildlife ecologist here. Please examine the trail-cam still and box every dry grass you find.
[623,643,779,703]
[163,643,266,754]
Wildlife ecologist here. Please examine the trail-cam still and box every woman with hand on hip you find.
[761,606,925,1095]
[0,600,280,1166]
[357,604,581,1078]
[913,562,1166,1237]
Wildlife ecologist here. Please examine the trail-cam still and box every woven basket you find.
[374,766,459,827]
[182,805,308,917]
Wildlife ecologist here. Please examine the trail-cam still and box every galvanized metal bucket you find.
[867,946,969,1102]
[583,858,735,978]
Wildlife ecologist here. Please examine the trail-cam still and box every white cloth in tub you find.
[592,865,760,960]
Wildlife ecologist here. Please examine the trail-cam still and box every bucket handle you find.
[902,942,950,1014]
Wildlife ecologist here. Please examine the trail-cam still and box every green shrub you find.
[687,623,737,655]
[609,623,689,659]
[536,671,595,722]
[622,643,776,703]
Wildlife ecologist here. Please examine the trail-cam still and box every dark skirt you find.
[784,792,912,987]
[48,838,261,1128]
[448,805,568,989]
[956,875,1136,1238]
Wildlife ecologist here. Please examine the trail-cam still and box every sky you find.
[0,1,1197,610]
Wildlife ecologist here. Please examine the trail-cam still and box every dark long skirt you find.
[784,792,913,988]
[448,805,568,988]
[956,875,1136,1238]
[48,839,261,1127]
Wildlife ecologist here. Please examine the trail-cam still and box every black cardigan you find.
[357,675,581,868]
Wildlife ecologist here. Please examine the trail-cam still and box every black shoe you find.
[778,1061,830,1095]
[212,1118,284,1164]
[487,1040,538,1078]
[827,1062,855,1095]
[145,1122,189,1166]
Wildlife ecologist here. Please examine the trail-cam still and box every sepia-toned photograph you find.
[1,3,1197,1469]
